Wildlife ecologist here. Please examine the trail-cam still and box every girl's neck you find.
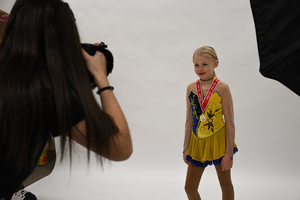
[200,75,214,82]
[200,76,215,87]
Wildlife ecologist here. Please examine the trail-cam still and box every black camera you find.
[81,42,114,87]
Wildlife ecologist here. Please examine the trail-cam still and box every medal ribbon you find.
[196,78,220,113]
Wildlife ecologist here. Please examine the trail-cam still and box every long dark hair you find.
[0,0,118,172]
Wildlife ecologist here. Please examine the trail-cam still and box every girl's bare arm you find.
[183,84,193,164]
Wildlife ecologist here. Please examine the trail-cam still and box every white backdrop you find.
[1,0,300,199]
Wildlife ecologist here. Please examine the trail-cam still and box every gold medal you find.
[196,78,220,124]
[200,114,207,122]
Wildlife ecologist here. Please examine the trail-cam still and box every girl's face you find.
[193,55,218,79]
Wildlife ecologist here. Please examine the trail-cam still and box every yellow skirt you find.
[187,126,238,167]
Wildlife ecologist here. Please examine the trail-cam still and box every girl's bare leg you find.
[215,165,234,200]
[185,162,205,200]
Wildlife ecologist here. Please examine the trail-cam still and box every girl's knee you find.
[184,183,197,196]
[184,183,192,194]
[218,176,233,191]
[220,182,234,191]
[185,185,200,200]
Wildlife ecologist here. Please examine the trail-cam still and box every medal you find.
[200,114,207,122]
[196,78,220,122]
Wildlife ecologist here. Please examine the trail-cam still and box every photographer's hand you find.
[82,43,107,79]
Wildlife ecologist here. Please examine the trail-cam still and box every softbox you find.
[250,0,300,96]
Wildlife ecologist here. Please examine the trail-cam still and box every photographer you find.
[0,0,132,199]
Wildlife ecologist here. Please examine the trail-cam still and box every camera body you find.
[81,42,114,87]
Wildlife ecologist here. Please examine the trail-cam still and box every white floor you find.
[26,144,300,200]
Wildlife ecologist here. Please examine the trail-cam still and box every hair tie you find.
[96,86,114,94]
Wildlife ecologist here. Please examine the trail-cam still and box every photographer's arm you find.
[71,50,132,161]
[95,72,133,161]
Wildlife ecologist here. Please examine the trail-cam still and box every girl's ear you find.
[214,60,219,69]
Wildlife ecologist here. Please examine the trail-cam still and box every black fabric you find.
[0,86,85,197]
[250,0,300,96]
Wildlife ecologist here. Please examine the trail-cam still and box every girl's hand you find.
[183,150,189,164]
[221,154,233,171]
[82,43,107,78]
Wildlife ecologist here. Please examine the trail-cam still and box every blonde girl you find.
[183,46,238,200]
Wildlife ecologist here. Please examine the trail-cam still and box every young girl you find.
[0,0,132,199]
[183,46,238,200]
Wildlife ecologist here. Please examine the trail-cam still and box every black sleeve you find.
[42,89,85,137]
